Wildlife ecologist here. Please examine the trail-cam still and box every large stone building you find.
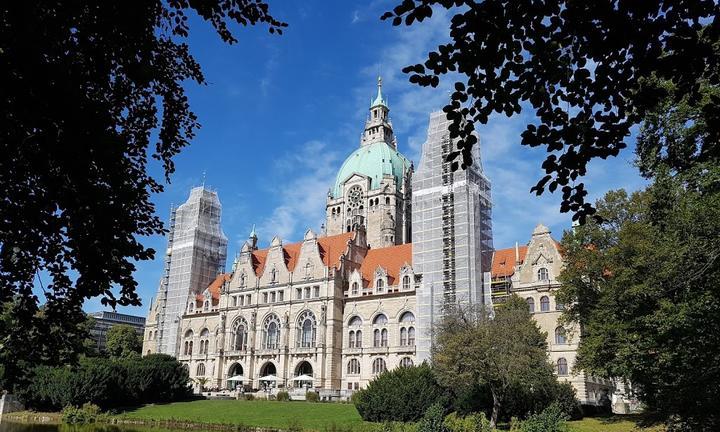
[142,79,611,404]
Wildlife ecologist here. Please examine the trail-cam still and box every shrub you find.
[244,394,255,401]
[553,382,583,420]
[443,412,492,432]
[354,363,448,422]
[516,403,569,432]
[306,391,320,402]
[18,354,191,411]
[61,403,103,424]
[276,391,290,401]
[417,403,446,432]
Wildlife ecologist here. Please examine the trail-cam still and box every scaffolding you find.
[154,186,228,356]
[412,111,494,362]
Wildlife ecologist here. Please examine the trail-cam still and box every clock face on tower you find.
[347,186,363,208]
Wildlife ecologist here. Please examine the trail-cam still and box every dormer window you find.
[203,300,209,311]
[375,278,385,294]
[402,275,411,291]
[351,282,359,296]
[537,267,549,281]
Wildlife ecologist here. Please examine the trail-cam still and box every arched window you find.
[402,275,411,290]
[373,314,388,325]
[400,357,414,368]
[351,282,359,295]
[349,316,362,327]
[399,311,415,323]
[347,359,361,375]
[203,300,209,311]
[304,262,312,279]
[372,358,387,374]
[408,327,415,346]
[557,358,568,376]
[540,296,550,312]
[355,330,362,348]
[183,330,194,355]
[526,297,535,313]
[385,197,390,205]
[375,278,385,293]
[233,318,248,351]
[349,330,355,348]
[197,363,206,376]
[373,329,381,347]
[263,314,281,349]
[297,310,317,348]
[400,327,407,346]
[381,329,388,347]
[537,267,549,281]
[555,327,567,345]
[199,328,210,354]
[240,273,246,288]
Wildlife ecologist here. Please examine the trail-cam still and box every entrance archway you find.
[227,363,244,390]
[293,361,313,389]
[260,362,277,377]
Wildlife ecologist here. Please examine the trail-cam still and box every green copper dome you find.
[333,141,411,198]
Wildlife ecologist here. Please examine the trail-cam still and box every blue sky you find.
[87,1,646,315]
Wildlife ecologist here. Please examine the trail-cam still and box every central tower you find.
[325,78,413,249]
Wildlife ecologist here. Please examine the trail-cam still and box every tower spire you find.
[362,77,394,147]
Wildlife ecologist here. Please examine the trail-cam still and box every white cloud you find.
[351,10,360,24]
[258,140,341,244]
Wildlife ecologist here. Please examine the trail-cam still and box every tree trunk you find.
[490,388,500,429]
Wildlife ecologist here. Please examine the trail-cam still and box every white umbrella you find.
[259,374,279,381]
[291,374,314,381]
[227,375,245,381]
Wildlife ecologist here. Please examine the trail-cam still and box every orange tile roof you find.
[360,243,412,287]
[491,246,528,278]
[249,232,355,276]
[196,273,230,304]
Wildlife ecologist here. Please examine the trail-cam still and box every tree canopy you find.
[382,0,719,223]
[432,296,562,427]
[105,324,142,358]
[0,1,285,390]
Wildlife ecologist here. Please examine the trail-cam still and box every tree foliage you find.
[382,0,720,223]
[354,363,448,423]
[16,354,191,411]
[105,324,142,358]
[0,1,285,390]
[431,296,564,428]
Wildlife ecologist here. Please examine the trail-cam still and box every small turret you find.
[361,76,395,147]
[249,224,258,251]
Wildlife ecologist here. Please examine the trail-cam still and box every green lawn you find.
[569,416,665,432]
[117,400,662,432]
[117,399,367,431]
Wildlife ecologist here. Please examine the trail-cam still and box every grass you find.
[116,399,367,431]
[568,416,666,432]
[115,400,663,432]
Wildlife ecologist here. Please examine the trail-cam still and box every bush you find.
[515,403,569,432]
[306,391,320,402]
[417,403,446,432]
[553,382,583,420]
[276,391,290,401]
[443,412,492,432]
[61,403,103,424]
[18,354,191,411]
[244,394,255,401]
[354,363,448,423]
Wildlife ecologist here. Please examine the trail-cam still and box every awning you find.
[227,375,245,381]
[291,374,314,381]
[259,375,279,381]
